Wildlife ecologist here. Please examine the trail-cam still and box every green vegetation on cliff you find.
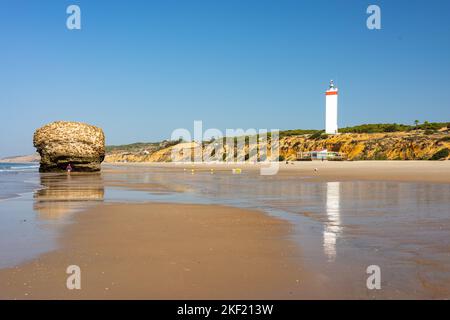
[338,122,449,134]
[430,148,450,160]
[106,139,182,153]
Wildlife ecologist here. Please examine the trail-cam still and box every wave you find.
[0,163,39,172]
[0,166,41,201]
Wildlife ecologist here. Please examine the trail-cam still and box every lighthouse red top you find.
[325,80,338,95]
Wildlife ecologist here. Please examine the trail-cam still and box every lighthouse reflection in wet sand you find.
[323,181,341,262]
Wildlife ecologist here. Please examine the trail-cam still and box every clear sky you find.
[1,0,450,157]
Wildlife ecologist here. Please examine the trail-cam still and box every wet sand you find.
[0,203,315,300]
[0,161,449,299]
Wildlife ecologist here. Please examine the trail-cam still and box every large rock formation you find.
[33,121,105,172]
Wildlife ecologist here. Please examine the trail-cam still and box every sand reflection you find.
[33,173,104,219]
[323,181,341,262]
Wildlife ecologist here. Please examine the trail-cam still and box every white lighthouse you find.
[325,80,338,134]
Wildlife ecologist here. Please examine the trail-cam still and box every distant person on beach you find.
[66,163,72,173]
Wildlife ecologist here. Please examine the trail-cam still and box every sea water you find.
[0,163,40,200]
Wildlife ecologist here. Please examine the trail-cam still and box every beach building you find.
[297,149,346,161]
[325,80,338,134]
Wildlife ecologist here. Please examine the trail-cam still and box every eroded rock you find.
[33,121,105,172]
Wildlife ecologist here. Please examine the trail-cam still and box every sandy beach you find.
[104,160,450,184]
[0,203,314,299]
[0,161,449,299]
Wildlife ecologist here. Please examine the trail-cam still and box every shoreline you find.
[104,160,450,184]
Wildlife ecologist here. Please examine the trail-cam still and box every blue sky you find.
[1,0,450,157]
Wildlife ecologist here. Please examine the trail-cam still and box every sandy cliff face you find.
[33,121,105,172]
[280,131,450,160]
[105,142,200,163]
[104,130,450,163]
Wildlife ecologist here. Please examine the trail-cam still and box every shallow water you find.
[102,166,450,298]
[0,163,40,200]
[0,165,449,298]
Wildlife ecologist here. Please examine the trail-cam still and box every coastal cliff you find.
[4,125,448,165]
[280,131,450,160]
[105,128,450,162]
[33,121,105,172]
